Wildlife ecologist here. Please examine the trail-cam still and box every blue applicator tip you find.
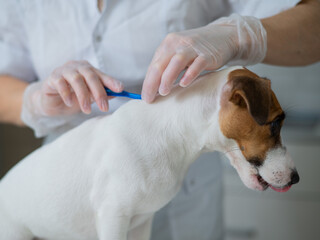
[105,87,142,100]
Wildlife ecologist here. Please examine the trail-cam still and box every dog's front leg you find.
[96,205,131,240]
[127,216,153,240]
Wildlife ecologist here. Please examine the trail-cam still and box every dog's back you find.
[0,90,195,239]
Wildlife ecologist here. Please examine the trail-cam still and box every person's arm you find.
[262,0,320,66]
[0,75,27,126]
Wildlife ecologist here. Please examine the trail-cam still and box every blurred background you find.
[0,62,319,240]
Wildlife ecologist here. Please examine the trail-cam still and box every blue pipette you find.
[104,87,142,100]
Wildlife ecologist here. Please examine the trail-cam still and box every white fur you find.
[259,147,295,187]
[0,66,293,240]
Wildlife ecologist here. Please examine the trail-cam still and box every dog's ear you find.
[228,70,271,125]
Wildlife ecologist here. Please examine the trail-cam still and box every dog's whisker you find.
[220,148,241,160]
[283,105,296,114]
[223,148,241,155]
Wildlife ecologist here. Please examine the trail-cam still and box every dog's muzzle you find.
[265,169,300,193]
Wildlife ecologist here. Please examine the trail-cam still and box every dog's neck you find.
[140,68,235,167]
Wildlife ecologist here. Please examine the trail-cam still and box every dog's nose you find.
[290,170,300,185]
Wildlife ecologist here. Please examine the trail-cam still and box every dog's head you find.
[219,68,299,192]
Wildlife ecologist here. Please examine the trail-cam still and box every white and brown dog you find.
[0,67,299,240]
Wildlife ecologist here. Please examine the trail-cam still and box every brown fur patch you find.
[219,68,285,165]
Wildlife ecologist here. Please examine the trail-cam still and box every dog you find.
[0,66,299,240]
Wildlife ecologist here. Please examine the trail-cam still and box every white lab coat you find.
[0,0,299,239]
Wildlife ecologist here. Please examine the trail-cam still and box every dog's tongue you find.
[269,184,292,193]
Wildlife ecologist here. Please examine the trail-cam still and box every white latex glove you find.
[142,14,267,103]
[21,60,123,137]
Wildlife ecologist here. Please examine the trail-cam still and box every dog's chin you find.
[243,173,269,191]
[250,174,292,193]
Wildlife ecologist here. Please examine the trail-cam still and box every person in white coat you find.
[0,0,319,239]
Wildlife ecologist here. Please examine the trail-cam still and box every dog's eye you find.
[270,118,282,137]
[270,112,286,137]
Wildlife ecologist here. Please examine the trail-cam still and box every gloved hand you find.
[21,60,123,137]
[142,14,267,103]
